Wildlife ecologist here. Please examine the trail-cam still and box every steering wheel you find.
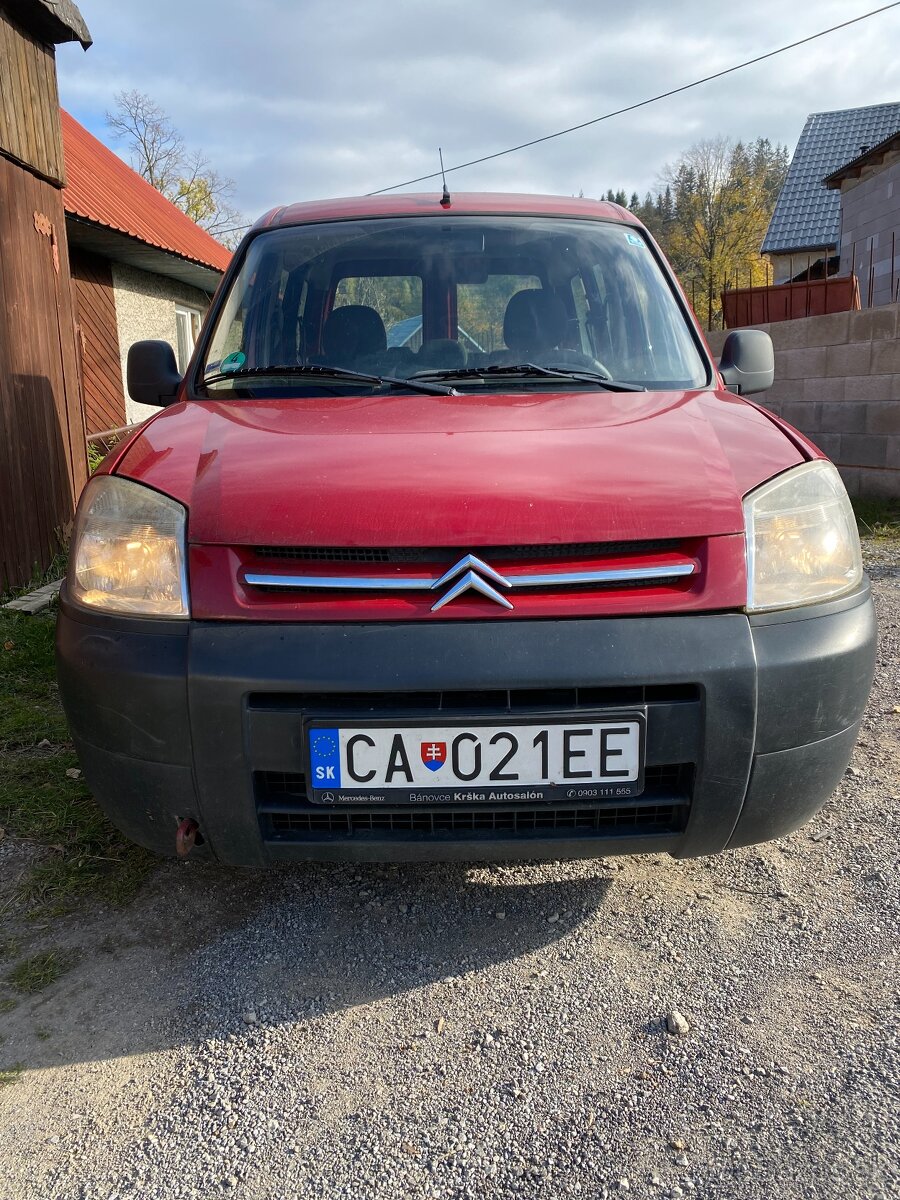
[543,351,615,379]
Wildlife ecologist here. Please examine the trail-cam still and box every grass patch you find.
[0,1064,23,1087]
[5,950,75,994]
[0,611,68,751]
[853,498,900,540]
[1,547,68,605]
[0,999,17,1014]
[0,610,156,916]
[0,938,21,961]
[23,844,154,915]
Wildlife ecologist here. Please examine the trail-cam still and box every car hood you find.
[115,389,806,546]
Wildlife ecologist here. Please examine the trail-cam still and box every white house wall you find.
[111,262,212,424]
[768,249,835,285]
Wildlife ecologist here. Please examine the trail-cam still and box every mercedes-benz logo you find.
[430,554,513,612]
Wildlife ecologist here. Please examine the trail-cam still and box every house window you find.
[175,306,203,372]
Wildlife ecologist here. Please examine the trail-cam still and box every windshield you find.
[200,215,709,393]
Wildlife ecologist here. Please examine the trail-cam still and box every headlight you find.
[744,460,862,613]
[69,476,189,617]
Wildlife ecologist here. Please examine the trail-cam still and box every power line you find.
[367,2,900,196]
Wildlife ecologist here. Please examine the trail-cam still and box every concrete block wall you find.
[707,303,900,498]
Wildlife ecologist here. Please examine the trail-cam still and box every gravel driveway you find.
[1,546,898,1200]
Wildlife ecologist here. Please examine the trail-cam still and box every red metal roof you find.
[60,110,232,274]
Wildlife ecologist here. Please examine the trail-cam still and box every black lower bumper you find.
[56,585,877,865]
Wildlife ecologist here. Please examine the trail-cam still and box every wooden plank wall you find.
[70,248,126,435]
[0,9,65,185]
[0,154,88,588]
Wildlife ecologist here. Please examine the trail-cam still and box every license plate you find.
[306,715,645,804]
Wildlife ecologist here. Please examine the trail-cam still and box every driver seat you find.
[503,289,567,357]
[320,304,387,364]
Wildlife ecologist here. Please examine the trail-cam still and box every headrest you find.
[323,304,387,359]
[503,290,567,354]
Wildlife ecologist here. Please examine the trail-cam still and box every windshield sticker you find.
[219,351,246,373]
[625,232,644,247]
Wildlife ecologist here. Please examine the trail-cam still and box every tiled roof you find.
[60,110,232,274]
[824,129,900,187]
[761,101,900,255]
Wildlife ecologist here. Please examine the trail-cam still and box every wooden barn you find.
[0,0,92,591]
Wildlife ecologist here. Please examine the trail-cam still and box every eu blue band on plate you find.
[309,728,341,787]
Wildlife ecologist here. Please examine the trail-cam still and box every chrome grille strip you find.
[497,564,696,587]
[245,562,696,591]
[246,575,430,590]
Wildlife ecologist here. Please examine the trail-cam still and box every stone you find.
[665,1010,691,1036]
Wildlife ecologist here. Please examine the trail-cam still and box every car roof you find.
[253,192,642,231]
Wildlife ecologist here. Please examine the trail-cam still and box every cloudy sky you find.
[57,0,900,230]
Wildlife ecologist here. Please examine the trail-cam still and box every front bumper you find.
[56,585,877,865]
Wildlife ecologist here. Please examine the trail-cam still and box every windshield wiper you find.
[199,364,456,396]
[410,362,646,392]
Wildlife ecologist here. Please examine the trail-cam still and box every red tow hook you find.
[175,817,201,857]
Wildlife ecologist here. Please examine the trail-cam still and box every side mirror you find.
[127,340,183,407]
[718,329,774,395]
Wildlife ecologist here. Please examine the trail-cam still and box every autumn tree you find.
[608,136,789,327]
[664,137,788,326]
[106,91,246,248]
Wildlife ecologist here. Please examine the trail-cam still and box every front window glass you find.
[201,216,708,392]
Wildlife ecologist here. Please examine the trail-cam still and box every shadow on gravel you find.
[4,857,614,1069]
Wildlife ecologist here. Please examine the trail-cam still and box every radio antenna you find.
[439,148,451,208]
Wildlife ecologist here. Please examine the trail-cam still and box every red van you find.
[56,193,876,865]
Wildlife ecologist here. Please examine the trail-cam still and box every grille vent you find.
[264,803,686,837]
[253,539,681,565]
[248,684,700,713]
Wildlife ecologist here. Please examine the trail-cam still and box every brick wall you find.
[707,303,900,498]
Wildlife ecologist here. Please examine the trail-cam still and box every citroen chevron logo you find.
[430,554,513,612]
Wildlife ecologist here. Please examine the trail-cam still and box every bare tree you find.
[106,91,247,248]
